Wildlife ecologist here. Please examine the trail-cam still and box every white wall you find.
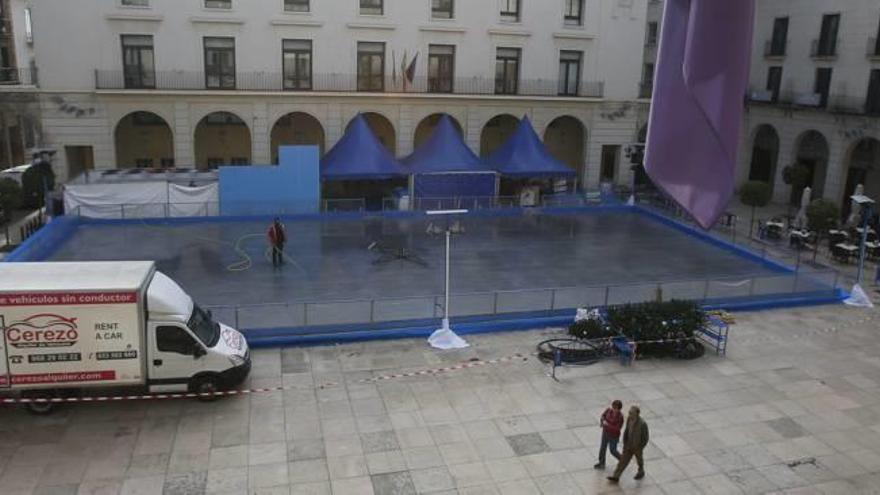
[31,0,645,100]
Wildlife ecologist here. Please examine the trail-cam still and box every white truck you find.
[0,261,250,413]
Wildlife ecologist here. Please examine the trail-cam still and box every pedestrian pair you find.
[594,400,650,483]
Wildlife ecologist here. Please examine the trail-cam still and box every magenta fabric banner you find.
[644,0,755,229]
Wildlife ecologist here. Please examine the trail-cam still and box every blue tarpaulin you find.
[402,115,492,173]
[486,116,576,178]
[321,114,407,180]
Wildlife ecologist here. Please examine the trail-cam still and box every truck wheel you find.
[191,376,221,402]
[23,391,57,415]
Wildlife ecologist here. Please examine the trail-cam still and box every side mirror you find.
[193,345,207,358]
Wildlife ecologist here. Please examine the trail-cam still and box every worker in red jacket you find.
[267,217,286,267]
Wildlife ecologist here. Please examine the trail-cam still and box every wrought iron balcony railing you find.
[94,70,605,98]
[0,67,38,86]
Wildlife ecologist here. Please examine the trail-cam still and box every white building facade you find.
[21,0,651,187]
[740,0,880,210]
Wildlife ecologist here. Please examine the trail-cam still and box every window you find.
[428,45,454,92]
[205,0,231,8]
[640,63,654,97]
[766,66,782,102]
[360,0,383,15]
[204,37,236,89]
[558,50,581,96]
[284,0,309,12]
[564,0,583,26]
[769,17,788,56]
[432,0,453,19]
[816,13,839,56]
[500,0,520,22]
[866,69,880,116]
[156,326,198,355]
[121,35,155,89]
[283,40,312,90]
[814,67,832,107]
[875,17,880,56]
[495,47,520,94]
[646,22,658,46]
[23,7,32,44]
[357,42,385,91]
[600,145,619,182]
[121,0,149,6]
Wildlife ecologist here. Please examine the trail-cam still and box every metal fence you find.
[206,269,840,332]
[95,70,604,98]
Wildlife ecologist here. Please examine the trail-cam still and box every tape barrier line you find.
[0,353,528,405]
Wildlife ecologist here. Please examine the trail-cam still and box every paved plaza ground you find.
[2,301,880,494]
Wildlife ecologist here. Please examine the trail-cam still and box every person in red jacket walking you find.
[594,399,624,469]
[267,217,286,267]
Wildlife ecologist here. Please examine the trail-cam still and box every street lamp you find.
[851,194,875,285]
[426,209,467,339]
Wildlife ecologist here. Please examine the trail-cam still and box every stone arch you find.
[543,115,586,186]
[747,124,780,186]
[193,111,252,169]
[791,130,829,203]
[480,114,519,157]
[347,112,396,155]
[413,113,464,149]
[270,112,326,164]
[841,137,880,215]
[114,111,174,169]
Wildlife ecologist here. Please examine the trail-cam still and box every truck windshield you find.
[188,305,220,347]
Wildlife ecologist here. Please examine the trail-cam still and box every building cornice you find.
[346,22,397,31]
[104,14,164,22]
[270,19,324,28]
[189,16,246,25]
[418,25,467,34]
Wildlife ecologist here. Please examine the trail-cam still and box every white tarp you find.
[168,183,219,217]
[844,284,874,308]
[64,181,219,219]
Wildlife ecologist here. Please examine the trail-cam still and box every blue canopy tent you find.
[321,114,408,210]
[402,114,497,209]
[486,116,577,178]
[486,115,577,205]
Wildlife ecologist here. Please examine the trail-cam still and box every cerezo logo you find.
[5,314,79,348]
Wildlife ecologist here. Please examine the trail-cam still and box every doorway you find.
[65,145,94,180]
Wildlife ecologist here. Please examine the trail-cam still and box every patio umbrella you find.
[846,183,865,227]
[794,186,811,229]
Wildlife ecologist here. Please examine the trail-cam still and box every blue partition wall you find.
[413,173,497,208]
[219,145,320,216]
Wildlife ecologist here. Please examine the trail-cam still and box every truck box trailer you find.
[0,261,250,413]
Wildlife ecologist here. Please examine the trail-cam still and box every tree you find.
[806,199,840,262]
[0,177,23,223]
[739,181,772,237]
[21,160,55,209]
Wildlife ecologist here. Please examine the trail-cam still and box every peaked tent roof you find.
[402,115,493,173]
[321,114,407,180]
[486,116,576,178]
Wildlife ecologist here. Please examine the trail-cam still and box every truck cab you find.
[146,272,250,394]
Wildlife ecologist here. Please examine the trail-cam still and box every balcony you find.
[810,38,838,60]
[763,40,786,58]
[0,67,38,87]
[638,81,653,99]
[95,70,605,98]
[829,94,880,116]
[869,37,880,59]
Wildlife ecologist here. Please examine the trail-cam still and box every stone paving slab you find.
[0,304,880,494]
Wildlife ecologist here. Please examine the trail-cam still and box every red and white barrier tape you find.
[1,353,528,405]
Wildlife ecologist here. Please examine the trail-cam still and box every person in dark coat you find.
[594,400,624,469]
[267,217,286,267]
[607,405,649,482]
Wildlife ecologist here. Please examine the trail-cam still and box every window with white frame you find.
[360,0,383,15]
[283,39,312,89]
[284,0,309,12]
[558,50,581,96]
[500,0,520,22]
[495,47,520,94]
[432,0,453,19]
[205,0,232,9]
[564,0,583,26]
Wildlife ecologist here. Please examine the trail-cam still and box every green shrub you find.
[569,318,616,340]
[0,178,23,222]
[21,161,55,209]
